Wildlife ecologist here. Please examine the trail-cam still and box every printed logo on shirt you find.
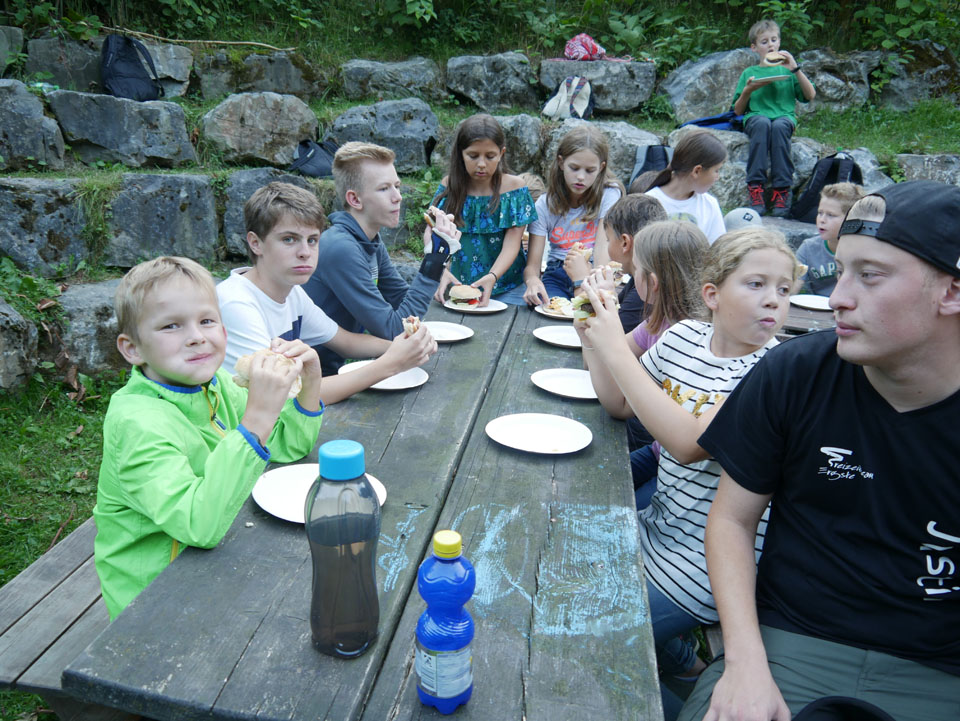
[810,262,836,280]
[278,316,303,341]
[549,220,599,249]
[817,446,875,481]
[661,379,724,417]
[918,521,959,601]
[667,211,699,227]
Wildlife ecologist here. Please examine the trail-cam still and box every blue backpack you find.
[679,109,744,133]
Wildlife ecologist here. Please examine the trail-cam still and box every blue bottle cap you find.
[318,440,365,480]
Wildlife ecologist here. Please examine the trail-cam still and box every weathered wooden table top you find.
[782,303,835,334]
[62,303,662,721]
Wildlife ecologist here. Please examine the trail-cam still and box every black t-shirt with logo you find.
[699,330,960,676]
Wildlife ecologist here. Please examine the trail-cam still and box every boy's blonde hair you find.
[703,227,805,290]
[634,220,710,333]
[519,172,546,202]
[821,182,866,215]
[243,182,326,264]
[749,19,779,44]
[333,142,396,205]
[115,256,217,340]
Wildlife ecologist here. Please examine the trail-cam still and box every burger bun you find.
[765,52,786,65]
[233,349,302,399]
[449,285,482,304]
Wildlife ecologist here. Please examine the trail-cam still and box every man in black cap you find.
[678,180,960,721]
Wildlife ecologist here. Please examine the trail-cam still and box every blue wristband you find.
[573,279,583,288]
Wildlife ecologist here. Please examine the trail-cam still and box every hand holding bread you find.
[234,349,302,399]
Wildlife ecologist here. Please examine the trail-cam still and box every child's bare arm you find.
[777,50,816,101]
[523,234,550,306]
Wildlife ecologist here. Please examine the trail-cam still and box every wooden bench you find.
[0,517,135,721]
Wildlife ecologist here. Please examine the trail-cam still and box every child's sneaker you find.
[770,187,792,217]
[747,183,766,215]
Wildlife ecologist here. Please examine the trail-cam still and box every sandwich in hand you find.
[402,315,421,336]
[764,52,786,65]
[606,261,625,284]
[571,291,619,320]
[233,349,302,399]
[570,241,593,261]
[448,285,482,307]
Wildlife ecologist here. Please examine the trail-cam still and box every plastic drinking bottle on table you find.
[415,530,476,714]
[304,439,381,658]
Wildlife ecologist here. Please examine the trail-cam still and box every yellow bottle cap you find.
[433,530,462,559]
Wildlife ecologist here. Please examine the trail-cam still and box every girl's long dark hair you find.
[632,130,727,193]
[435,114,507,224]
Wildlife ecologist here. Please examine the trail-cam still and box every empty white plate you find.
[485,413,592,454]
[423,321,474,343]
[338,359,428,390]
[790,294,832,311]
[531,368,598,400]
[532,325,582,349]
[252,463,386,523]
[442,298,508,314]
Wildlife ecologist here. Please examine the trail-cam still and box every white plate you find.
[423,321,474,343]
[338,359,429,390]
[534,303,574,320]
[485,413,592,454]
[252,463,386,523]
[532,325,582,349]
[790,294,832,311]
[531,368,598,400]
[442,298,508,314]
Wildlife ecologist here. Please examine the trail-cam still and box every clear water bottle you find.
[304,439,381,658]
[415,530,476,714]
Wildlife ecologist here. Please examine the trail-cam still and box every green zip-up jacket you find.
[94,367,323,619]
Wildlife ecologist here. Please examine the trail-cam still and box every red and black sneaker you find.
[770,187,793,218]
[747,183,766,215]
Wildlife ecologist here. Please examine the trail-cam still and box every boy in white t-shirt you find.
[218,182,437,405]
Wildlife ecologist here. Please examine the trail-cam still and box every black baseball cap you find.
[838,180,960,278]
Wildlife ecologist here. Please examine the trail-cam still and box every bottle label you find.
[414,640,472,698]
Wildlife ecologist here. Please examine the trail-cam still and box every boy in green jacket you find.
[733,18,816,217]
[94,256,324,619]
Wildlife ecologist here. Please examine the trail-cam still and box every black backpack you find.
[287,139,339,178]
[788,152,864,223]
[100,34,165,102]
[629,144,674,187]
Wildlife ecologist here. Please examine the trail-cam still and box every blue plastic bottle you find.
[415,530,476,714]
[304,440,381,658]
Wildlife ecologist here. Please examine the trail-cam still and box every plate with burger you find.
[337,359,429,390]
[534,296,574,319]
[531,368,597,400]
[422,321,474,343]
[443,285,507,313]
[485,413,592,454]
[252,463,386,523]
[532,325,581,349]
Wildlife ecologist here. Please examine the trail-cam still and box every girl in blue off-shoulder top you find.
[432,114,536,306]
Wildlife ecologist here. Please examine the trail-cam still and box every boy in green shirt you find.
[94,256,324,619]
[733,19,816,217]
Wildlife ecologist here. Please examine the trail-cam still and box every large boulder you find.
[493,114,544,176]
[238,52,323,99]
[880,41,960,111]
[446,52,538,111]
[0,297,37,390]
[341,57,444,101]
[47,90,196,167]
[896,154,960,187]
[538,59,656,114]
[762,216,817,250]
[0,178,88,277]
[544,119,662,187]
[791,136,832,185]
[25,36,101,92]
[223,169,320,258]
[194,51,238,100]
[329,99,439,173]
[1,26,24,74]
[0,80,66,171]
[104,174,217,267]
[796,48,874,116]
[57,278,124,373]
[667,126,749,165]
[140,40,194,98]
[661,48,756,124]
[201,92,317,166]
[846,147,894,193]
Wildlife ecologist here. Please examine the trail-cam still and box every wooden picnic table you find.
[782,303,835,335]
[60,302,662,721]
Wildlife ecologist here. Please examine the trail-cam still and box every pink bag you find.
[564,33,606,61]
